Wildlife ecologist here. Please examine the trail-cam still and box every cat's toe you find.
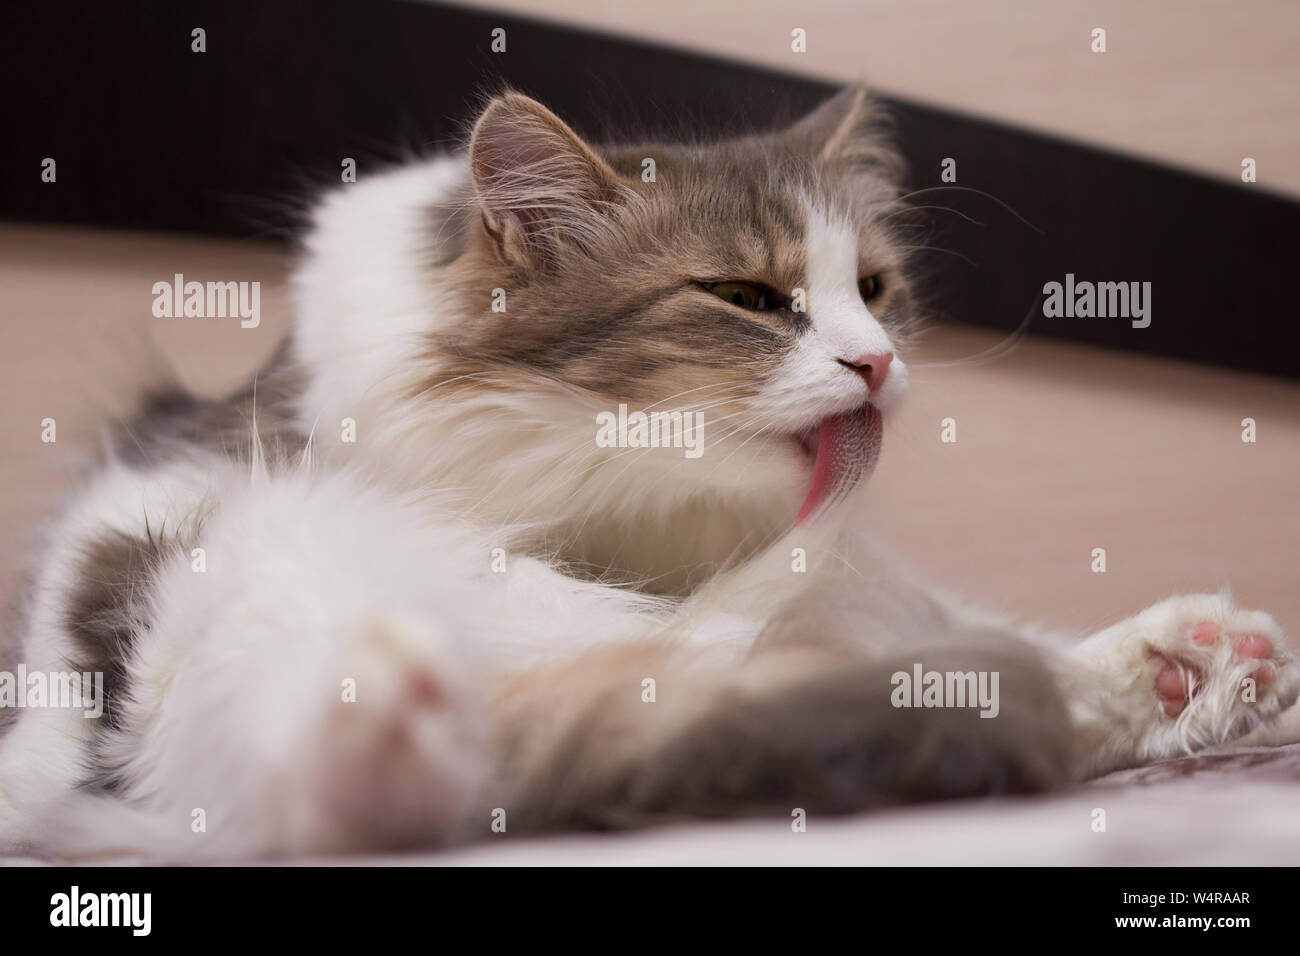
[1152,654,1193,717]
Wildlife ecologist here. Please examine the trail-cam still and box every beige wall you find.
[453,0,1300,196]
[4,222,1298,649]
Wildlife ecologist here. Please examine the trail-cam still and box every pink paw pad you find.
[1235,634,1275,688]
[1154,655,1194,717]
[1234,633,1273,659]
[1156,623,1277,717]
[406,671,443,707]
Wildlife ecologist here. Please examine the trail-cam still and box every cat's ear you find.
[469,92,626,269]
[785,86,901,182]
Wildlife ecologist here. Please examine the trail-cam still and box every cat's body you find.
[1,90,1296,859]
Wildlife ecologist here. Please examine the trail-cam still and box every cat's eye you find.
[858,275,882,302]
[705,281,769,311]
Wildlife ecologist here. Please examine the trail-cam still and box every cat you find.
[0,87,1295,860]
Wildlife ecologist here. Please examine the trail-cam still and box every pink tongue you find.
[795,406,883,525]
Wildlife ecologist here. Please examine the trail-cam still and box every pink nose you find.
[839,351,893,394]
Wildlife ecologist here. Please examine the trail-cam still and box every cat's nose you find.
[838,351,893,394]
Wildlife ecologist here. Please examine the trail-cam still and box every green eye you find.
[858,275,882,302]
[706,281,768,311]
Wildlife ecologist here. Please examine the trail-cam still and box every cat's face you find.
[436,89,913,526]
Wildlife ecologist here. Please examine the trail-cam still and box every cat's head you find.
[289,88,918,585]
[426,89,914,537]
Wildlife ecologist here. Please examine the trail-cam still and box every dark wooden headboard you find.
[5,0,1297,377]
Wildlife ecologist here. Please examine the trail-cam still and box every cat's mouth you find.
[794,404,883,525]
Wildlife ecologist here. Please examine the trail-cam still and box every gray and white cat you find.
[1,88,1295,859]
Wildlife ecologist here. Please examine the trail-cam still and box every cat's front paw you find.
[1077,593,1298,770]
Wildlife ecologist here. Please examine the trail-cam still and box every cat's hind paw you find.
[307,612,487,852]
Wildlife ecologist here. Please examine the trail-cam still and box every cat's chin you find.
[794,404,883,524]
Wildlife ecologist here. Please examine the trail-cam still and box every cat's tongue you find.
[795,406,883,525]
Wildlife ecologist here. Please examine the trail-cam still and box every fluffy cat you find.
[1,88,1295,859]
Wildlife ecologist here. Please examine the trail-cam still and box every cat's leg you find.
[492,594,1074,832]
[20,463,493,860]
[768,530,1300,779]
[1061,592,1299,777]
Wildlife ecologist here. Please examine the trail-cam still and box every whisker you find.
[908,294,1042,369]
[880,185,1045,236]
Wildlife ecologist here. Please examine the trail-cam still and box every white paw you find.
[1080,593,1298,767]
[303,612,486,853]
